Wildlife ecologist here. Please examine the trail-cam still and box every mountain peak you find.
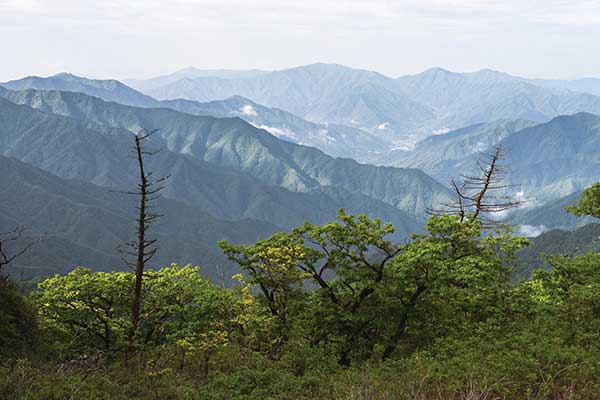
[1,72,156,108]
[398,67,461,82]
[282,62,380,76]
[422,67,454,75]
[176,66,202,74]
[49,72,122,86]
[471,68,514,79]
[52,72,77,78]
[549,111,599,124]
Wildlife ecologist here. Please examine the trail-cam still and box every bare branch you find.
[0,226,42,279]
[428,145,524,224]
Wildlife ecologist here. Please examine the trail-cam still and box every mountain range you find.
[378,119,538,183]
[2,72,386,162]
[125,64,600,147]
[3,63,600,278]
[0,87,449,277]
[8,65,600,164]
[0,87,450,215]
[385,112,600,210]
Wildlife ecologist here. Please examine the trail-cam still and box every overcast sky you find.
[1,0,600,81]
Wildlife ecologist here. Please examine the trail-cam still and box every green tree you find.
[222,211,528,365]
[566,182,600,219]
[379,216,527,359]
[33,267,132,355]
[220,233,311,355]
[138,264,233,374]
[293,211,400,365]
[527,253,600,341]
[32,264,234,363]
[0,280,39,358]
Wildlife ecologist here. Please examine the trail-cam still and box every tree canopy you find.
[2,206,599,399]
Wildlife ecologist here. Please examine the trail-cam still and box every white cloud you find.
[256,124,297,141]
[432,127,450,135]
[377,122,390,130]
[240,104,258,116]
[317,128,336,142]
[514,190,540,208]
[517,224,548,237]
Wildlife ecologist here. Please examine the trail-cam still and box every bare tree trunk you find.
[119,130,167,356]
[127,133,149,349]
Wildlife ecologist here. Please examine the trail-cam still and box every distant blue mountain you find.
[395,68,600,129]
[387,112,600,209]
[2,72,157,107]
[1,73,386,161]
[527,77,600,97]
[128,64,600,144]
[127,63,436,140]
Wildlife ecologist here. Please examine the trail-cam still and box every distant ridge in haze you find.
[2,72,157,108]
[8,66,600,163]
[125,67,270,93]
[1,73,386,161]
[126,63,437,142]
[126,63,600,145]
[395,67,600,129]
[527,77,600,97]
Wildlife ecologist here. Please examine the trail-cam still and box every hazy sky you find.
[2,0,600,81]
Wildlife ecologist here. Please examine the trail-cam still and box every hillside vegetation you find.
[2,66,600,399]
[2,181,600,399]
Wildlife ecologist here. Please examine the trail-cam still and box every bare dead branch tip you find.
[428,146,524,225]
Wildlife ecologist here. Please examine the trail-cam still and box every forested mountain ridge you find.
[0,93,432,276]
[1,72,157,107]
[379,119,537,182]
[160,95,388,161]
[516,223,600,278]
[510,190,595,230]
[501,112,600,202]
[0,96,426,227]
[385,112,600,209]
[0,87,451,217]
[0,154,280,278]
[1,74,388,161]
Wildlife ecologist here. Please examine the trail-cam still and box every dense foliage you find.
[1,211,599,399]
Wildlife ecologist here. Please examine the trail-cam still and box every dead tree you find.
[429,146,524,224]
[119,129,168,351]
[0,226,39,283]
